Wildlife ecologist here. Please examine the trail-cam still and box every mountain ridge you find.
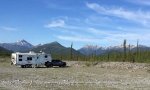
[1,40,150,56]
[31,41,82,59]
[0,39,33,52]
[78,44,150,56]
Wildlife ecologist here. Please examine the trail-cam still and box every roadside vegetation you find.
[52,39,150,63]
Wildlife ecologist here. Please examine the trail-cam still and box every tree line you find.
[69,39,150,63]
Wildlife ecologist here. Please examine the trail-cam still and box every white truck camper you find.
[11,51,52,68]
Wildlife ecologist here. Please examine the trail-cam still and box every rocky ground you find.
[0,60,150,90]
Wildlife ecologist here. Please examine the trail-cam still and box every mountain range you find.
[0,40,150,56]
[78,44,150,56]
[0,40,82,58]
[0,40,33,52]
[78,45,106,55]
[31,41,80,56]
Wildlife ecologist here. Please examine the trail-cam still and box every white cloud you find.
[44,16,150,46]
[87,27,150,45]
[88,28,113,35]
[57,35,101,43]
[0,26,17,31]
[86,2,150,26]
[126,0,150,6]
[85,15,113,26]
[44,19,65,28]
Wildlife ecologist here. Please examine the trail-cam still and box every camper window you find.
[45,55,48,58]
[19,55,22,58]
[27,57,32,60]
[19,59,22,61]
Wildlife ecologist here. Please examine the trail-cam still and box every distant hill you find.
[0,46,12,56]
[0,40,33,52]
[31,41,82,59]
[0,46,11,53]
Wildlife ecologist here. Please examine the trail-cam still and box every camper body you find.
[11,51,52,68]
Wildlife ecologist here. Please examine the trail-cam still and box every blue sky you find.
[0,0,150,49]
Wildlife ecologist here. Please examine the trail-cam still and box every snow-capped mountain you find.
[0,40,150,55]
[78,45,106,55]
[107,44,136,51]
[0,39,33,52]
[15,40,33,48]
[78,44,150,56]
[81,45,101,50]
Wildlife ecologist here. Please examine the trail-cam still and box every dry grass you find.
[0,87,9,90]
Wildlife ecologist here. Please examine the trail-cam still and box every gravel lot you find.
[0,60,150,90]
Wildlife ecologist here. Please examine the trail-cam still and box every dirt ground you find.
[0,61,150,90]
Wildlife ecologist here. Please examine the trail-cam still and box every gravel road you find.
[0,61,150,90]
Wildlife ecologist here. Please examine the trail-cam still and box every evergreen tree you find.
[136,40,139,61]
[107,47,110,61]
[123,39,127,62]
[70,42,73,60]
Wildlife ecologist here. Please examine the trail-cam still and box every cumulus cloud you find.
[0,26,17,31]
[86,2,150,26]
[44,19,65,28]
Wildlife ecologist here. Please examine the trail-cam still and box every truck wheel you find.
[26,64,32,68]
[62,65,66,67]
[21,65,25,68]
[62,63,66,67]
[59,64,66,67]
[45,61,52,68]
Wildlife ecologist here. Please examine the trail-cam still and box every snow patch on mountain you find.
[0,39,33,52]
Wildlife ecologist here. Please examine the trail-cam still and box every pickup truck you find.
[51,59,66,67]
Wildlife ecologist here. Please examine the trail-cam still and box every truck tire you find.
[21,65,25,68]
[62,63,66,67]
[45,61,52,68]
[26,64,32,68]
[59,63,66,67]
